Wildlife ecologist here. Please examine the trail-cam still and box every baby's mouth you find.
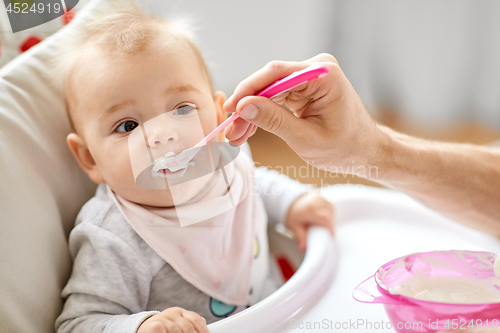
[151,151,196,179]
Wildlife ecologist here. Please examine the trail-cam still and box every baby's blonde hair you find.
[53,0,212,132]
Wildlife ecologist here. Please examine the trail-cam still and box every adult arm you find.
[374,126,500,236]
[224,54,500,236]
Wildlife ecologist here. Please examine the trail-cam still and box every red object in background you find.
[276,256,296,282]
[19,36,43,53]
[62,10,75,25]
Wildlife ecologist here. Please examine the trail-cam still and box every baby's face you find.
[67,41,225,207]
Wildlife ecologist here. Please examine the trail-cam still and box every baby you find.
[55,3,334,333]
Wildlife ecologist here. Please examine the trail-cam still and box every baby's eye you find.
[116,120,139,133]
[173,104,196,116]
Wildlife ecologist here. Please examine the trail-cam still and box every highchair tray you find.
[207,185,500,333]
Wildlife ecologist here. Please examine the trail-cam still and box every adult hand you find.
[223,53,384,171]
[224,54,500,235]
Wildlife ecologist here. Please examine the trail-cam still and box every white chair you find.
[0,1,101,332]
[208,226,336,333]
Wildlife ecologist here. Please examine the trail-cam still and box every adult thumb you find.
[236,95,304,141]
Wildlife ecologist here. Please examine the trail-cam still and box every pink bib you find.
[107,151,265,305]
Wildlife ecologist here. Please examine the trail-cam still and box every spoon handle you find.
[194,64,329,147]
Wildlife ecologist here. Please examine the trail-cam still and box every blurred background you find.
[160,0,500,188]
[2,0,499,187]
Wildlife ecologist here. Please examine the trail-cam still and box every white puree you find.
[388,276,500,303]
[153,151,195,173]
[495,254,500,277]
[383,252,500,304]
[149,150,198,179]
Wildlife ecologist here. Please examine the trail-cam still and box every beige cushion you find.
[0,2,88,68]
[0,2,100,332]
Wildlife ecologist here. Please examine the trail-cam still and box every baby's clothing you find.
[112,151,263,306]
[56,150,308,333]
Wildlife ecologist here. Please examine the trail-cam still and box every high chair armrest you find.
[207,226,337,333]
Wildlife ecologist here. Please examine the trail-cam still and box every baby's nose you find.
[153,136,174,145]
[149,128,179,147]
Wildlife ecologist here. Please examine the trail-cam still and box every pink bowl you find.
[353,250,500,332]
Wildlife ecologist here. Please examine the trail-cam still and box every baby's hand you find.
[137,307,209,333]
[286,192,335,251]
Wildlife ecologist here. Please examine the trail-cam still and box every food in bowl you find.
[354,250,500,333]
[380,251,500,304]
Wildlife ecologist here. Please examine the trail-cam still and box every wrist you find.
[136,312,158,333]
[365,125,415,184]
[367,125,442,190]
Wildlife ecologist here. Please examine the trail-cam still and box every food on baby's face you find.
[151,151,197,179]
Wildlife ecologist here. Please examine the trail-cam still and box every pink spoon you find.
[153,65,329,172]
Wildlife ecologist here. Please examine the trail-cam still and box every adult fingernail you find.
[224,122,234,136]
[239,104,259,120]
[223,96,235,110]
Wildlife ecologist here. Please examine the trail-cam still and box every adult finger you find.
[228,123,257,146]
[303,53,339,65]
[225,117,251,142]
[224,53,338,115]
[224,60,309,114]
[235,95,312,144]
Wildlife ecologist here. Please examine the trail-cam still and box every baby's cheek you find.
[127,130,153,179]
[98,145,134,182]
[104,164,142,202]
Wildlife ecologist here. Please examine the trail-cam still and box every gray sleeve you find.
[55,222,160,333]
[254,166,312,226]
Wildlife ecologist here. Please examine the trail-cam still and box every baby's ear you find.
[67,133,105,184]
[213,91,226,126]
